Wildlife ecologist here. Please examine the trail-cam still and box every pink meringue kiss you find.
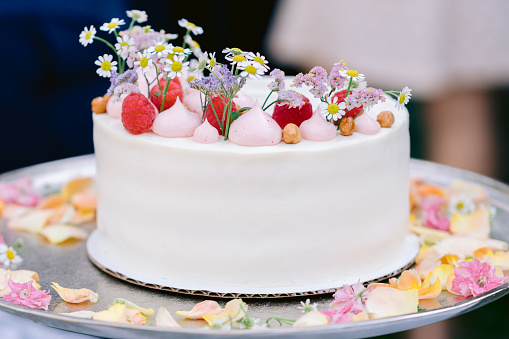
[228,102,282,146]
[233,91,255,109]
[183,88,204,117]
[193,119,219,144]
[106,98,123,118]
[300,107,337,141]
[354,112,381,135]
[152,97,202,137]
[137,67,158,98]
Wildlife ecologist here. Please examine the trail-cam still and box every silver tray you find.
[0,155,508,338]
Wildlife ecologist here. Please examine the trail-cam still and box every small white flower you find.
[248,52,270,70]
[168,44,192,56]
[115,35,135,60]
[339,68,365,82]
[164,54,190,79]
[237,60,265,79]
[126,9,148,23]
[94,54,117,78]
[79,25,96,47]
[320,100,346,121]
[207,52,217,68]
[147,39,171,58]
[165,33,179,40]
[395,86,412,110]
[134,50,155,75]
[184,35,203,58]
[0,244,23,269]
[178,18,203,35]
[100,18,125,34]
[196,53,208,70]
[449,195,475,216]
[223,47,249,64]
[297,299,318,313]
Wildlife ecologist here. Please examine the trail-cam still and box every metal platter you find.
[0,155,509,338]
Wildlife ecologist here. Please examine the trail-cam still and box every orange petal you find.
[418,183,445,197]
[7,209,53,233]
[394,269,421,291]
[124,308,146,325]
[0,197,4,215]
[51,282,98,303]
[446,273,459,295]
[202,299,246,326]
[366,287,419,319]
[418,274,441,299]
[176,300,223,319]
[61,177,93,201]
[353,309,369,322]
[39,225,88,244]
[450,208,490,238]
[71,192,97,211]
[293,311,328,327]
[156,307,181,328]
[69,210,96,225]
[37,194,66,209]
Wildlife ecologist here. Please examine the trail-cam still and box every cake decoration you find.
[299,107,337,141]
[228,102,282,146]
[193,119,219,144]
[152,97,202,137]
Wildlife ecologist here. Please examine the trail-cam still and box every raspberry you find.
[121,93,157,135]
[272,96,313,129]
[331,90,363,120]
[150,77,183,112]
[204,96,240,135]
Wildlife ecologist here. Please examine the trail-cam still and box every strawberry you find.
[272,96,313,129]
[204,96,240,135]
[331,90,363,120]
[150,77,183,112]
[121,93,157,135]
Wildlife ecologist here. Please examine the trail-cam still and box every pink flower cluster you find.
[322,282,372,324]
[451,258,507,297]
[0,177,41,207]
[293,66,328,98]
[268,69,285,91]
[3,280,52,311]
[422,197,450,231]
[345,88,386,110]
[328,61,348,90]
[278,90,305,108]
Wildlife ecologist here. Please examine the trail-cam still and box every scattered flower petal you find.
[58,310,94,319]
[293,311,328,327]
[176,300,222,319]
[61,177,93,201]
[202,299,246,326]
[2,280,51,311]
[365,287,418,319]
[51,282,98,303]
[39,225,88,245]
[7,209,53,233]
[450,208,491,238]
[156,307,181,328]
[112,298,154,315]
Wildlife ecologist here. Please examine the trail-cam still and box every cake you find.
[83,11,417,294]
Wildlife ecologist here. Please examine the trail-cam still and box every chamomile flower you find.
[339,68,365,82]
[0,244,23,269]
[297,299,318,313]
[148,39,170,58]
[115,35,135,59]
[164,54,190,79]
[223,48,250,64]
[395,86,412,110]
[178,18,203,35]
[126,9,148,23]
[94,54,117,78]
[170,45,192,56]
[237,60,265,79]
[320,99,346,122]
[448,195,475,215]
[248,52,270,71]
[100,18,125,34]
[184,35,203,57]
[134,50,155,75]
[79,25,96,47]
[207,52,217,68]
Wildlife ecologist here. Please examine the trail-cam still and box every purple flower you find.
[278,90,304,108]
[107,69,138,96]
[268,69,285,91]
[345,88,386,110]
[328,61,348,90]
[293,66,328,98]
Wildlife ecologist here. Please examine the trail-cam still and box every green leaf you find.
[417,305,427,312]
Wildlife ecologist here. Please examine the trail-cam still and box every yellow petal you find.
[366,287,419,319]
[430,264,455,290]
[418,274,441,299]
[51,282,98,303]
[93,303,126,323]
[0,197,3,215]
[450,208,490,238]
[409,224,449,246]
[293,311,328,327]
[448,181,489,205]
[353,309,369,322]
[486,250,509,271]
[113,298,154,315]
[7,209,53,233]
[61,177,93,201]
[176,300,223,319]
[39,224,88,244]
[156,307,181,328]
[69,209,96,225]
[202,299,246,326]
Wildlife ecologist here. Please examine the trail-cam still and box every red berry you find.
[204,96,240,135]
[331,90,363,120]
[150,77,183,112]
[272,96,313,129]
[121,93,157,135]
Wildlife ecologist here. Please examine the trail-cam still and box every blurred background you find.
[1,0,509,338]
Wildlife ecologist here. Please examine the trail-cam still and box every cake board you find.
[0,155,509,338]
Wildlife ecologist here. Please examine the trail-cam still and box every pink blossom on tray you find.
[451,258,507,298]
[422,197,450,231]
[2,279,51,311]
[0,177,41,207]
[329,281,371,313]
[322,301,358,324]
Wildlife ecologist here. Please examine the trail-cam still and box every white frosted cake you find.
[89,78,414,294]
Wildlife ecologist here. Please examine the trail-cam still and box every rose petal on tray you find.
[37,194,66,209]
[418,274,442,299]
[58,310,95,319]
[293,311,329,327]
[176,300,223,319]
[430,264,455,290]
[365,287,418,319]
[156,307,181,327]
[61,177,93,201]
[0,269,40,296]
[7,209,53,233]
[202,299,246,326]
[51,282,98,303]
[39,225,88,244]
[450,208,491,238]
[112,298,154,315]
[69,210,96,225]
[93,303,127,323]
[71,192,97,211]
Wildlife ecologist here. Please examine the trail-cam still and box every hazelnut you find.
[91,94,110,114]
[339,117,355,136]
[282,123,302,144]
[377,111,395,127]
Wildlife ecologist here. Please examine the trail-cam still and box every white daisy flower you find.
[197,53,208,70]
[297,299,318,313]
[94,54,118,78]
[248,52,270,70]
[207,52,217,68]
[126,9,148,23]
[114,35,135,60]
[100,18,125,34]
[165,33,179,41]
[143,25,154,34]
[186,59,204,82]
[184,35,203,58]
[339,68,365,82]
[164,54,190,79]
[0,244,23,269]
[395,86,412,110]
[178,18,203,35]
[320,100,346,121]
[448,195,475,215]
[237,60,265,79]
[169,45,192,56]
[223,47,250,64]
[148,39,171,58]
[79,25,96,47]
[134,50,155,75]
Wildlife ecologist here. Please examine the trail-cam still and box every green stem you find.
[266,317,296,327]
[209,94,224,134]
[223,97,233,140]
[159,75,171,112]
[261,90,274,111]
[345,77,353,97]
[128,18,136,33]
